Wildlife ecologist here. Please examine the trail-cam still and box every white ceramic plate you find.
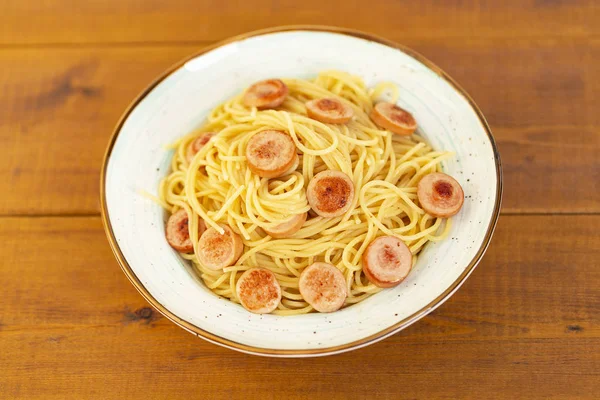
[101,26,502,357]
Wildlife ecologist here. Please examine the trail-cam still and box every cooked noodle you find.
[158,70,452,315]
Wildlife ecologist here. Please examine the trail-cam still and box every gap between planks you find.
[0,34,597,50]
[0,211,599,218]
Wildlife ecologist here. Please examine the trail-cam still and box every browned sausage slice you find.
[197,224,244,270]
[306,170,355,217]
[245,130,297,178]
[299,262,347,312]
[362,236,412,288]
[263,212,307,239]
[236,268,282,314]
[186,132,215,163]
[370,102,417,136]
[417,172,464,218]
[242,79,288,109]
[305,98,353,124]
[166,209,206,253]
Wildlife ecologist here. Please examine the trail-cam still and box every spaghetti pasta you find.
[158,70,453,315]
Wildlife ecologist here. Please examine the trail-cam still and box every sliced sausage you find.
[306,170,355,217]
[263,212,307,239]
[197,224,244,270]
[305,98,353,124]
[186,132,215,163]
[245,130,297,178]
[299,262,347,313]
[242,79,288,109]
[417,172,464,218]
[236,268,282,314]
[362,236,412,288]
[166,209,206,253]
[370,102,417,136]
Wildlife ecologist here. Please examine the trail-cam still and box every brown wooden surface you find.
[1,216,598,399]
[0,1,598,399]
[1,0,598,45]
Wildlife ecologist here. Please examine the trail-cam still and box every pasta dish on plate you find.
[153,70,465,315]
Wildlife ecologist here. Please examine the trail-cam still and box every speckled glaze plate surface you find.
[101,26,502,357]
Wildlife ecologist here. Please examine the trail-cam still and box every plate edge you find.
[99,24,504,357]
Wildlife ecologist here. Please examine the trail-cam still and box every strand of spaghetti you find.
[281,112,339,156]
[185,155,222,233]
[208,185,245,221]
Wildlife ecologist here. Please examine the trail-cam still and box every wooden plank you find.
[1,40,597,215]
[0,0,597,45]
[0,215,598,399]
[0,46,195,215]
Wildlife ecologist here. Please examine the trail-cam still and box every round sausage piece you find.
[166,209,206,253]
[306,170,355,218]
[197,224,244,270]
[236,268,282,314]
[245,130,297,178]
[299,262,347,313]
[362,236,412,288]
[243,79,288,109]
[370,102,417,136]
[305,98,353,124]
[263,212,307,239]
[417,172,464,218]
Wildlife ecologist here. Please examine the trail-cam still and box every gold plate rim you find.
[100,25,503,357]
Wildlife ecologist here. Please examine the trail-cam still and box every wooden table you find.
[1,1,598,399]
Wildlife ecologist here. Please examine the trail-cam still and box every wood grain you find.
[0,215,598,399]
[1,0,597,45]
[0,46,194,215]
[1,39,598,215]
[1,2,598,398]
